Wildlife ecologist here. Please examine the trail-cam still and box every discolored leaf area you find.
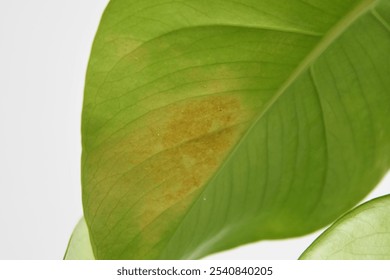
[300,195,390,260]
[72,0,390,259]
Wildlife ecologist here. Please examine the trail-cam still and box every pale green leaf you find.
[300,195,390,260]
[64,218,95,260]
[80,0,390,259]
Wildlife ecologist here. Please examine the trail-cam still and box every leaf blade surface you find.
[81,0,390,259]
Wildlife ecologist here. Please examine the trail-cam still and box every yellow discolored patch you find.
[161,95,244,147]
[85,91,259,259]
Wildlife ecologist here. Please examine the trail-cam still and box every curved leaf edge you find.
[299,193,390,260]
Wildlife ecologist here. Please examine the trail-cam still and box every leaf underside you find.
[300,195,390,260]
[75,0,390,259]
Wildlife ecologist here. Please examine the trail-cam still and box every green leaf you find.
[64,218,95,260]
[81,0,390,259]
[300,195,390,260]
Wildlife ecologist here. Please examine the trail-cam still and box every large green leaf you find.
[80,0,390,259]
[300,195,390,259]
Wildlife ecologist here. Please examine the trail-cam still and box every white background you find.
[0,0,389,260]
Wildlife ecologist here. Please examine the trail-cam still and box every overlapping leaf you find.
[64,218,95,260]
[300,195,390,259]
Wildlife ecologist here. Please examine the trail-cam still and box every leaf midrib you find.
[160,0,379,259]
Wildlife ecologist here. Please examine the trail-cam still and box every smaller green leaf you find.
[300,194,390,260]
[64,218,95,260]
